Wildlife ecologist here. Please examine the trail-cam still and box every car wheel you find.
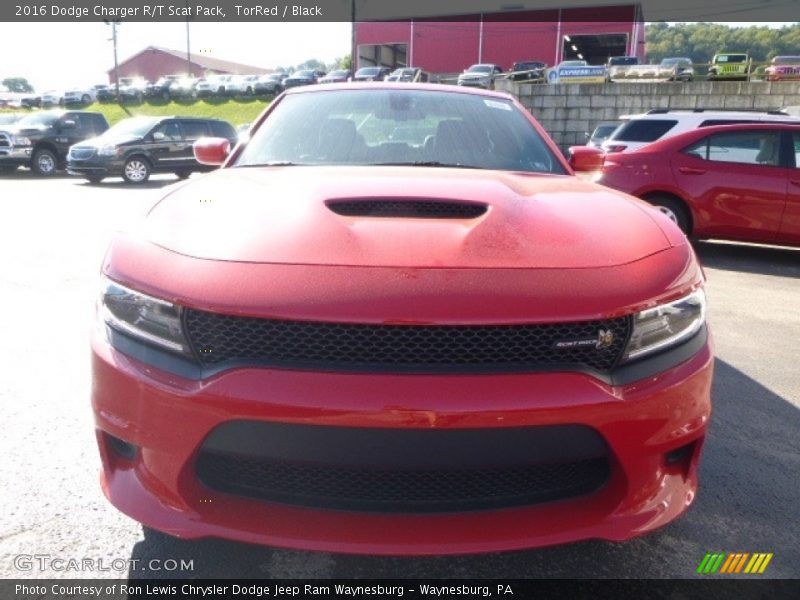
[122,157,151,184]
[174,170,191,180]
[82,94,91,104]
[32,148,58,176]
[86,176,104,184]
[647,195,690,234]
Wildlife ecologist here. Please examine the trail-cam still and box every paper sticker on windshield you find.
[484,99,512,111]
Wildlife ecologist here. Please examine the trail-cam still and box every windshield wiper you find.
[371,161,482,169]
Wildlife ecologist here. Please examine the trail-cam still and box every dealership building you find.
[355,3,645,73]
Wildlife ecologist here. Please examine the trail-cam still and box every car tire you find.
[174,170,192,180]
[646,195,690,234]
[122,156,151,184]
[32,148,58,176]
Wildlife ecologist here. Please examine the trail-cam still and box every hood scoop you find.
[327,199,488,219]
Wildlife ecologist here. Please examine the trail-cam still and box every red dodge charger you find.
[92,84,712,555]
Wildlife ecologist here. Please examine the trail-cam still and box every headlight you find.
[11,136,31,146]
[100,277,192,356]
[622,289,706,362]
[98,144,121,156]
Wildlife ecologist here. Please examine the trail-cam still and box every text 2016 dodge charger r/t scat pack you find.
[92,83,712,555]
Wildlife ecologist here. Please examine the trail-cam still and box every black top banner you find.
[4,579,800,600]
[1,0,799,22]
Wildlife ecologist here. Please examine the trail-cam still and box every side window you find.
[153,121,183,141]
[210,121,235,139]
[93,115,109,135]
[65,113,83,131]
[691,131,781,166]
[682,138,708,160]
[181,121,210,141]
[793,132,800,168]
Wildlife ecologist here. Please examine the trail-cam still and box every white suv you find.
[601,108,800,153]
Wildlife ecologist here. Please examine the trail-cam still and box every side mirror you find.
[568,146,605,172]
[152,131,165,141]
[194,137,231,166]
[61,120,76,130]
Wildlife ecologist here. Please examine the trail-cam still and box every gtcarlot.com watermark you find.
[13,554,194,573]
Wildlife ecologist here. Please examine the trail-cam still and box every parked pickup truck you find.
[0,110,109,175]
[707,53,751,81]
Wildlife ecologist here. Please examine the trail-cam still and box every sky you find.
[0,22,353,91]
[0,20,792,92]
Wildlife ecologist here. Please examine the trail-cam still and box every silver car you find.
[457,64,504,89]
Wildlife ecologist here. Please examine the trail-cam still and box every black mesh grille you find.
[327,199,488,219]
[196,452,610,512]
[184,310,630,374]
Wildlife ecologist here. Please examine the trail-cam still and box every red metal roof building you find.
[107,46,271,83]
[355,4,645,74]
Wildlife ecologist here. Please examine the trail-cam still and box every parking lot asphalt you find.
[0,171,798,580]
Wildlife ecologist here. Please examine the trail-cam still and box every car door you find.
[54,113,89,156]
[178,120,211,166]
[777,130,800,244]
[671,129,788,242]
[148,120,185,170]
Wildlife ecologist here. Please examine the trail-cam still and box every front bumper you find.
[67,155,124,178]
[0,146,32,164]
[92,324,713,555]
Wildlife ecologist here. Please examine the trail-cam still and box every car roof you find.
[283,81,514,100]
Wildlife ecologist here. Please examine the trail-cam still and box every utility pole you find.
[351,0,356,71]
[104,19,121,98]
[186,0,192,76]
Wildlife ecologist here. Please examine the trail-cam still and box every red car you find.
[92,83,712,555]
[586,123,800,247]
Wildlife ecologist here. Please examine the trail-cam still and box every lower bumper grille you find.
[196,422,610,513]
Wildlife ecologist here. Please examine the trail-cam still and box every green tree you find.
[2,77,34,93]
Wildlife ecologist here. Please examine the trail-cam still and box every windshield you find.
[773,56,800,65]
[101,116,160,138]
[467,65,493,73]
[609,57,638,66]
[17,112,60,127]
[328,70,349,77]
[235,89,565,174]
[356,68,382,77]
[661,58,690,66]
[715,55,747,63]
[294,70,315,78]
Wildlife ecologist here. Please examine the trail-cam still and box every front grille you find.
[184,310,630,374]
[195,422,611,513]
[327,200,488,219]
[69,147,95,160]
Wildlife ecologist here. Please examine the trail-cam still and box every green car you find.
[707,53,751,81]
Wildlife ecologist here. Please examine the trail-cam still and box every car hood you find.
[76,134,141,147]
[143,166,676,269]
[460,72,490,79]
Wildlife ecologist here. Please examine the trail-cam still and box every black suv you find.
[66,116,237,184]
[0,110,109,175]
